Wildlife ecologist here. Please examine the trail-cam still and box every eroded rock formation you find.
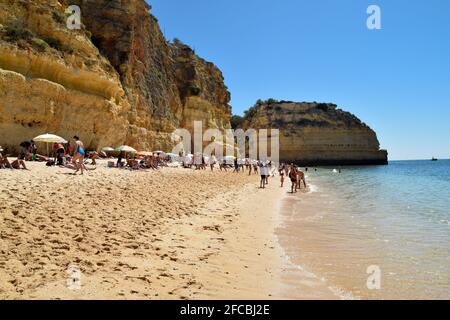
[0,0,387,164]
[0,0,231,152]
[240,101,388,165]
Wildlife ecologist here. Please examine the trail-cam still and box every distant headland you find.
[232,99,388,166]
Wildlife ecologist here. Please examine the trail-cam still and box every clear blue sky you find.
[149,0,450,160]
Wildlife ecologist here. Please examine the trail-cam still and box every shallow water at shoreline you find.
[276,160,450,299]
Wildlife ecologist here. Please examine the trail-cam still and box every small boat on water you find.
[431,157,438,161]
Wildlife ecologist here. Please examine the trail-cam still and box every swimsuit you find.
[76,145,85,156]
[289,172,297,182]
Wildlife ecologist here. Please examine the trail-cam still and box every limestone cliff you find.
[0,0,231,152]
[240,100,388,165]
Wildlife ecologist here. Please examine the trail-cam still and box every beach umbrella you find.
[115,145,137,153]
[33,133,67,144]
[33,133,67,156]
[136,151,153,157]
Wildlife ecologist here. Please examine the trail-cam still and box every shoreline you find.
[274,179,339,300]
[275,176,351,300]
[275,166,450,300]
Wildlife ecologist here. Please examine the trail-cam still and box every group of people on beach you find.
[2,136,308,194]
[256,161,308,193]
[280,163,307,193]
[178,153,309,193]
[115,151,166,170]
[0,136,93,174]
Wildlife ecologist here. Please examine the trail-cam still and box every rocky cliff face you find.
[0,0,231,152]
[241,101,388,165]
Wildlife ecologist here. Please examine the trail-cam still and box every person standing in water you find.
[72,136,85,175]
[30,140,37,161]
[297,169,307,189]
[289,164,298,193]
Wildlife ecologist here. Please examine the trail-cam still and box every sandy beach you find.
[0,160,336,300]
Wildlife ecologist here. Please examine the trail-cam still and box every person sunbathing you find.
[11,159,29,170]
[0,154,12,169]
[34,154,49,162]
[144,156,159,170]
[126,158,140,169]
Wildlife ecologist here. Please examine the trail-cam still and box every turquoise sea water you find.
[277,160,450,299]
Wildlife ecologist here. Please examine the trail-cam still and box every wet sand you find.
[0,160,336,299]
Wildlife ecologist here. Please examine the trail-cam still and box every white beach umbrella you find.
[33,133,67,144]
[115,145,137,153]
[33,133,67,156]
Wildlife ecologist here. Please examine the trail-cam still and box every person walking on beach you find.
[233,158,239,173]
[259,161,266,189]
[201,155,206,170]
[265,161,271,185]
[220,159,228,172]
[289,164,298,193]
[239,158,245,173]
[72,136,86,175]
[210,154,217,172]
[253,162,258,175]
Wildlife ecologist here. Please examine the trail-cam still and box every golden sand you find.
[0,160,336,299]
